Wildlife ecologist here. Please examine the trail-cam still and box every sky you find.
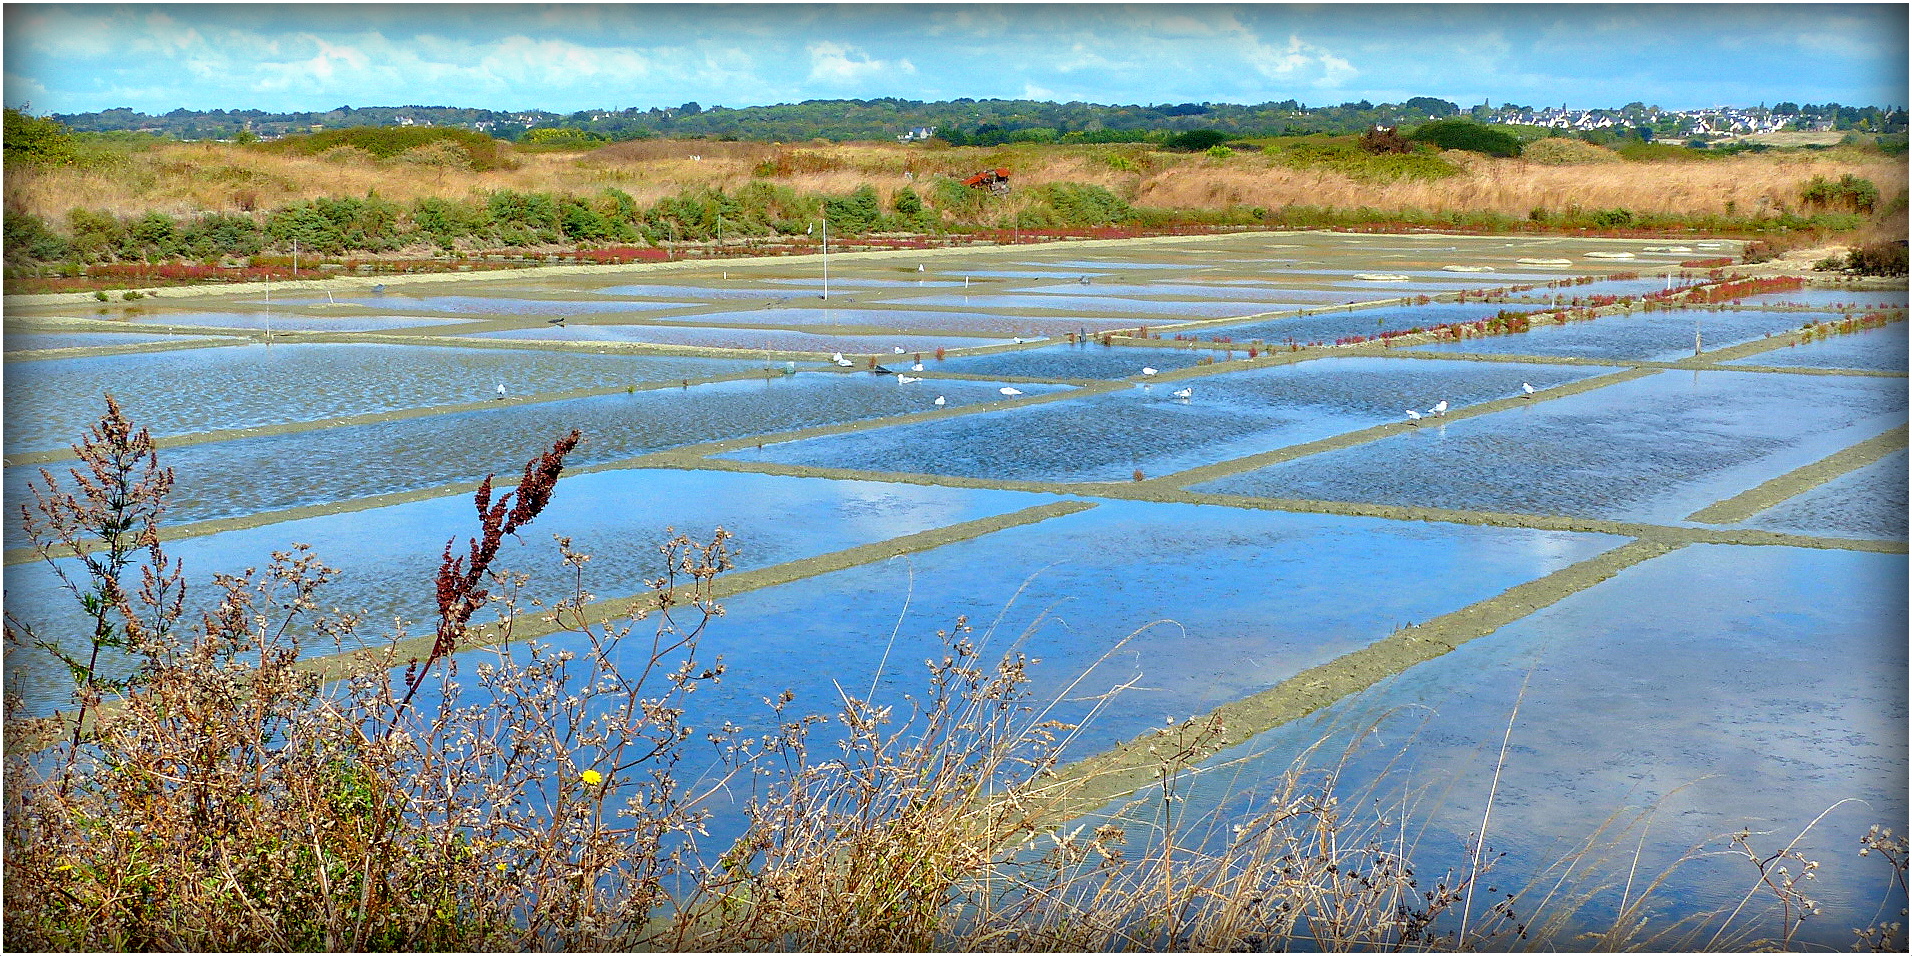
[4,3,1906,117]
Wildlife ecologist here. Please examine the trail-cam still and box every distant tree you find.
[1403,96,1460,118]
[1162,128,1229,151]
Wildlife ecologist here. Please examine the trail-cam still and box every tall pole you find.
[822,215,830,301]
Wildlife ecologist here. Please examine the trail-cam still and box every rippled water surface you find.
[3,374,1074,539]
[1122,544,1905,950]
[723,358,1617,483]
[3,344,778,451]
[4,470,1059,716]
[1739,448,1908,540]
[1725,323,1908,371]
[1198,369,1905,522]
[1406,308,1832,362]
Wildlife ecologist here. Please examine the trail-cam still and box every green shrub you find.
[518,127,609,148]
[1407,119,1522,157]
[1020,182,1132,226]
[1800,174,1879,213]
[1589,208,1635,228]
[824,184,884,232]
[3,108,77,167]
[3,211,71,262]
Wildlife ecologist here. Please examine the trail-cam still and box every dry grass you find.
[14,137,1895,225]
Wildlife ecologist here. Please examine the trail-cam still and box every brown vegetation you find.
[8,138,1901,226]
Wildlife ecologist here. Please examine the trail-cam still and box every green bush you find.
[824,184,884,232]
[1407,119,1522,157]
[3,108,77,167]
[1013,182,1133,228]
[1800,174,1879,213]
[3,212,71,262]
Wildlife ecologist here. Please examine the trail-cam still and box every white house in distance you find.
[897,126,937,142]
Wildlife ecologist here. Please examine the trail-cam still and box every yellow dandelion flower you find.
[580,769,603,785]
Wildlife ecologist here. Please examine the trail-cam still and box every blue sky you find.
[4,3,1905,116]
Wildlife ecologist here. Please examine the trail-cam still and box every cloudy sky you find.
[4,3,1905,116]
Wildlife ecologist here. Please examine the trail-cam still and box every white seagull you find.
[897,374,922,384]
[1522,382,1536,398]
[832,352,855,367]
[1171,386,1192,400]
[912,362,924,372]
[1141,367,1159,376]
[933,395,947,406]
[999,386,1024,396]
[496,383,507,400]
[1406,409,1422,425]
[1430,399,1449,417]
[893,346,906,354]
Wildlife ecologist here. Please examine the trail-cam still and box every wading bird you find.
[999,386,1024,396]
[1431,399,1449,416]
[1172,386,1192,400]
[1522,382,1536,398]
[934,395,947,406]
[496,383,507,400]
[1142,367,1159,376]
[893,346,905,354]
[912,362,924,372]
[1406,409,1422,425]
[897,375,921,384]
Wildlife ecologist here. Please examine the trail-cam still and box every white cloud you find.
[1247,35,1359,88]
[805,41,914,85]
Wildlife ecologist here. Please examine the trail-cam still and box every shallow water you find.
[121,310,474,331]
[4,331,217,351]
[929,342,1238,380]
[234,294,692,314]
[1735,289,1908,310]
[1195,301,1555,346]
[1738,449,1908,540]
[1407,308,1833,363]
[3,469,1059,716]
[1007,281,1362,303]
[1112,543,1906,950]
[721,358,1616,483]
[3,344,777,451]
[1725,324,1909,372]
[3,374,1074,540]
[906,292,1305,318]
[1197,369,1906,523]
[409,501,1624,775]
[459,323,1011,353]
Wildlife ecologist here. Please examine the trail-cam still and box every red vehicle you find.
[962,167,1012,194]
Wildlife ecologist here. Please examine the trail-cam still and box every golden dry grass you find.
[6,137,1903,224]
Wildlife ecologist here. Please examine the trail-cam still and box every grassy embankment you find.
[3,129,1904,293]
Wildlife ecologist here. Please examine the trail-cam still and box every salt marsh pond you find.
[5,230,1903,943]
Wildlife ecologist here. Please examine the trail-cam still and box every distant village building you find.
[897,126,937,143]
